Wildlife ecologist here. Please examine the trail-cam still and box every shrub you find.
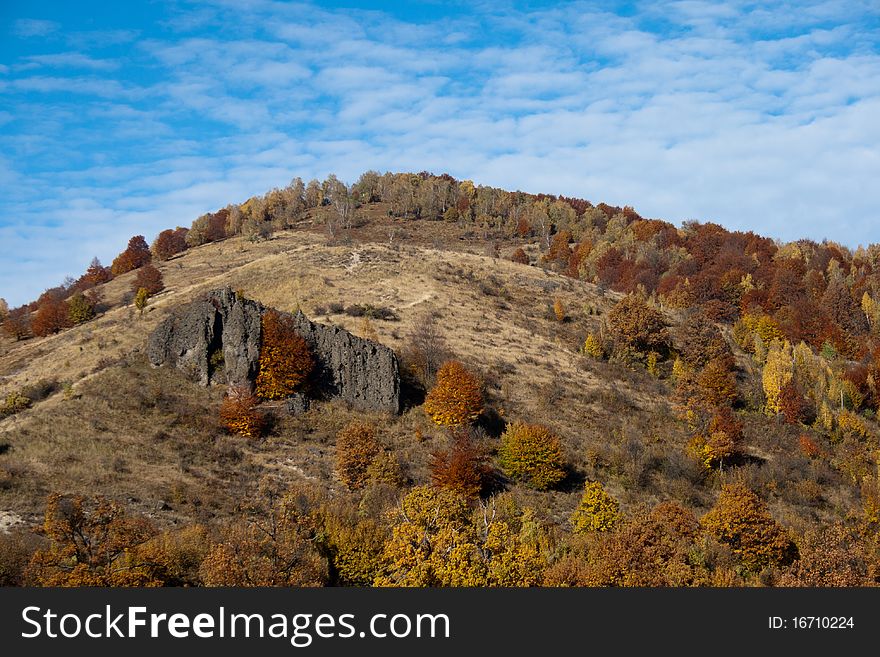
[498,422,566,490]
[255,310,314,400]
[335,422,382,490]
[1,391,31,418]
[553,298,565,322]
[219,386,265,438]
[423,360,484,426]
[571,481,619,533]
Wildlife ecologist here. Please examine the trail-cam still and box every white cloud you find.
[12,18,60,38]
[1,0,879,305]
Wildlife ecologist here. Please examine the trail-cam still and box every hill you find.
[1,174,879,587]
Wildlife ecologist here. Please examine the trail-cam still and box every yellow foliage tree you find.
[26,494,159,586]
[423,360,484,426]
[582,333,604,358]
[498,422,566,490]
[763,340,793,415]
[374,487,548,587]
[571,481,619,533]
[255,309,315,400]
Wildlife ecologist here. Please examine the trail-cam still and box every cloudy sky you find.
[1,0,879,306]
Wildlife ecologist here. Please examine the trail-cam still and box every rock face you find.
[147,287,400,413]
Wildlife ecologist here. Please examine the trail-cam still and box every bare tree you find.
[404,311,450,387]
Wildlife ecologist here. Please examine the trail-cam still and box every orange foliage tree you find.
[32,291,70,337]
[82,257,112,287]
[219,386,265,438]
[423,360,484,426]
[510,248,529,265]
[335,422,383,491]
[606,294,668,355]
[255,310,315,399]
[701,483,797,572]
[26,494,158,586]
[110,235,152,276]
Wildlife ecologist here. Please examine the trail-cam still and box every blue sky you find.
[1,0,879,306]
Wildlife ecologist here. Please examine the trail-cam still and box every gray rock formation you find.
[147,287,400,413]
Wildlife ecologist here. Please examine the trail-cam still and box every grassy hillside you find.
[1,186,878,587]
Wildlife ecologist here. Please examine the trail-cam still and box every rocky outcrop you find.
[147,287,400,413]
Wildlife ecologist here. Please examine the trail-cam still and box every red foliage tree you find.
[110,235,152,276]
[152,228,188,261]
[430,429,491,498]
[132,264,164,296]
[32,290,70,337]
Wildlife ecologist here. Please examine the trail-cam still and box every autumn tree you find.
[152,228,188,261]
[375,487,548,587]
[2,306,31,340]
[553,298,566,322]
[335,422,383,491]
[676,311,730,367]
[134,287,150,315]
[200,484,327,587]
[0,298,7,324]
[132,263,164,296]
[32,290,70,337]
[498,422,566,490]
[763,340,793,416]
[82,257,112,287]
[255,310,314,399]
[510,248,529,265]
[582,333,604,358]
[219,386,265,438]
[430,429,491,499]
[688,406,744,470]
[548,502,708,587]
[701,483,797,571]
[110,235,151,276]
[696,357,738,408]
[606,294,668,357]
[571,481,619,533]
[423,360,484,426]
[26,494,158,586]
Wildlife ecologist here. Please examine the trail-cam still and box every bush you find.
[607,294,668,356]
[510,248,529,265]
[498,422,566,490]
[67,292,96,325]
